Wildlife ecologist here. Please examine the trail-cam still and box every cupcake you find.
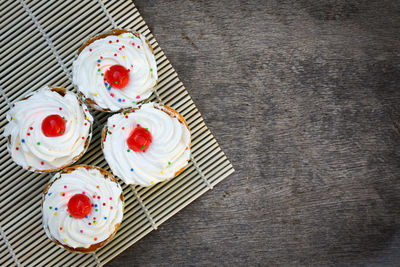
[102,103,191,186]
[2,86,93,172]
[42,165,124,253]
[72,29,158,112]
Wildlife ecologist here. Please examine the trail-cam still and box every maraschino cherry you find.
[104,65,130,89]
[67,194,92,219]
[41,114,66,137]
[127,125,152,152]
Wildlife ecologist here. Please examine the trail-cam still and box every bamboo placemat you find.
[0,0,234,266]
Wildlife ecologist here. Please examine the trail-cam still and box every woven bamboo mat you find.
[0,1,234,266]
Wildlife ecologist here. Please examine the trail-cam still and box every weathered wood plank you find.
[110,0,400,265]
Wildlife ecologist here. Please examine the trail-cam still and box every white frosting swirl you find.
[42,166,124,249]
[2,86,93,172]
[103,103,191,186]
[72,31,158,112]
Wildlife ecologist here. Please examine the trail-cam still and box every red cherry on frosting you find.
[41,114,66,137]
[127,125,152,152]
[67,194,92,219]
[104,65,130,89]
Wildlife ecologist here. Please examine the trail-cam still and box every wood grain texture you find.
[109,0,400,265]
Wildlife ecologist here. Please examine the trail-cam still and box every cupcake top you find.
[72,30,158,112]
[2,86,93,172]
[42,166,124,251]
[102,103,191,186]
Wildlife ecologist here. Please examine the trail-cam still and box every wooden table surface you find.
[110,0,400,265]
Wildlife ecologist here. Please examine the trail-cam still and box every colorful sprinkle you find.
[94,93,98,96]
[11,117,14,120]
[54,212,57,215]
[150,68,153,72]
[168,161,171,165]
[145,128,148,131]
[141,145,145,150]
[130,168,134,172]
[17,141,21,145]
[60,227,62,231]
[104,217,107,220]
[80,230,83,233]
[16,147,19,151]
[21,139,25,143]
[94,204,98,207]
[109,40,112,43]
[69,215,72,218]
[82,191,85,194]
[122,127,125,130]
[98,68,100,72]
[94,237,98,241]
[127,149,130,152]
[49,206,52,209]
[89,222,91,225]
[116,39,119,43]
[82,136,85,140]
[101,73,104,76]
[86,116,89,120]
[97,60,101,63]
[93,195,96,198]
[110,93,114,97]
[41,161,44,165]
[118,98,121,102]
[136,95,140,99]
[161,171,164,174]
[27,133,30,136]
[93,217,96,220]
[186,146,188,150]
[85,109,88,112]
[85,216,88,218]
[64,185,67,189]
[64,238,68,242]
[96,185,99,189]
[48,193,52,196]
[151,181,154,184]
[97,196,100,199]
[100,56,103,59]
[95,209,98,212]
[103,203,106,206]
[94,221,97,225]
[122,56,125,59]
[55,208,58,211]
[114,53,117,57]
[84,123,87,126]
[30,127,33,130]
[61,192,65,196]
[132,42,135,46]
[109,197,112,200]
[89,48,92,52]
[137,45,140,49]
